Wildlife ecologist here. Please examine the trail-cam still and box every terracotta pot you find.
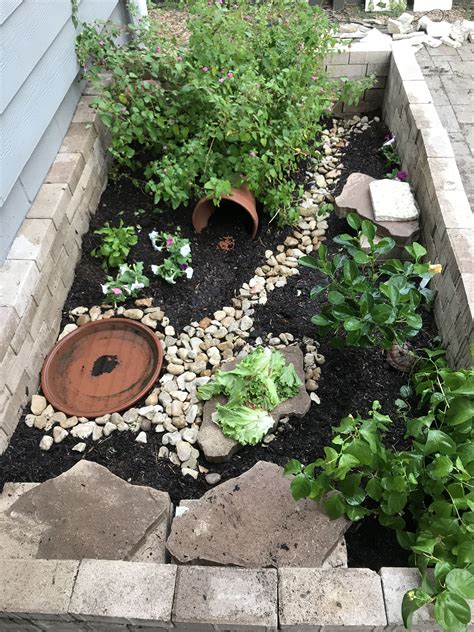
[192,186,259,239]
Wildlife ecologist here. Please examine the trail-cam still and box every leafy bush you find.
[285,349,474,631]
[92,221,138,268]
[101,262,149,303]
[149,228,193,284]
[300,213,439,350]
[76,0,372,222]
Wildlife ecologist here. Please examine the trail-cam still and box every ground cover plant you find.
[286,349,474,631]
[76,0,372,222]
[92,221,138,268]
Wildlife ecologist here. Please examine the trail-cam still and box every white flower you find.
[180,243,191,257]
[185,266,194,279]
[119,264,128,274]
[150,265,160,275]
[383,137,395,147]
[149,231,163,251]
[100,284,109,295]
[149,230,158,241]
[164,276,176,285]
[130,282,145,291]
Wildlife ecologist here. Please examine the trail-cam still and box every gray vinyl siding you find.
[0,0,128,261]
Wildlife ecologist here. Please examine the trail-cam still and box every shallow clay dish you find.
[41,318,163,418]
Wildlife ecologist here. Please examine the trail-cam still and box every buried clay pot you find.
[386,341,416,372]
[192,186,259,239]
[41,319,163,418]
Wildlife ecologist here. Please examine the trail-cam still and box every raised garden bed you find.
[0,116,438,571]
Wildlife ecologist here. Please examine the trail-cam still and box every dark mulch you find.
[0,117,435,570]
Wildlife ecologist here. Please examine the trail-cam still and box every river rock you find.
[1,461,171,562]
[39,436,53,451]
[31,395,47,416]
[370,180,419,222]
[166,462,348,567]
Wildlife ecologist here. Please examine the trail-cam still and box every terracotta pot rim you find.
[41,318,163,418]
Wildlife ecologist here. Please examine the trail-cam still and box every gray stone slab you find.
[278,568,387,630]
[173,566,278,632]
[167,461,349,568]
[0,559,79,618]
[69,560,176,626]
[4,461,171,562]
[198,346,310,463]
[335,173,420,246]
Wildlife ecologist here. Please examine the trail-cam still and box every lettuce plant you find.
[76,0,372,222]
[198,347,302,445]
[149,229,193,284]
[301,213,440,350]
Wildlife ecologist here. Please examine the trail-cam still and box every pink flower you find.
[111,288,122,295]
[202,66,209,72]
[99,40,105,47]
[156,46,161,53]
[227,71,233,78]
[163,168,168,174]
[396,170,409,182]
[177,55,183,61]
[311,76,317,81]
[166,238,174,245]
[218,77,225,83]
[249,151,257,158]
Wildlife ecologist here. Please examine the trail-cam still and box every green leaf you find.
[446,397,474,426]
[312,314,332,327]
[405,242,427,262]
[310,284,327,299]
[423,430,456,456]
[346,213,361,230]
[284,459,302,476]
[402,589,432,629]
[361,220,376,241]
[366,477,383,501]
[445,570,474,600]
[434,590,471,631]
[328,290,345,305]
[344,318,361,331]
[300,255,320,270]
[290,474,311,500]
[428,455,454,480]
[353,250,370,264]
[371,303,395,325]
[323,493,346,519]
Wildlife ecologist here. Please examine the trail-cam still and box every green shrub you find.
[76,0,372,222]
[300,213,439,350]
[285,349,474,631]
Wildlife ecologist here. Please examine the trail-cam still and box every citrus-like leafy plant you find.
[101,262,149,304]
[92,221,138,268]
[149,229,193,284]
[76,0,372,222]
[285,349,474,631]
[300,213,439,349]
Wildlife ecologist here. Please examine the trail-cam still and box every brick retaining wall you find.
[1,559,472,630]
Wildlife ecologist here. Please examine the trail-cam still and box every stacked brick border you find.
[383,42,473,368]
[1,559,472,630]
[0,85,110,453]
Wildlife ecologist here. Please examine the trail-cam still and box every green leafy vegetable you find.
[198,347,302,445]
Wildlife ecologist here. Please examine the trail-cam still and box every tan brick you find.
[1,389,25,438]
[46,152,85,195]
[0,425,9,454]
[4,330,37,392]
[392,44,423,81]
[60,123,96,162]
[364,88,384,103]
[408,103,442,132]
[83,72,113,96]
[367,61,390,76]
[327,64,367,78]
[7,218,56,273]
[432,190,473,231]
[72,95,101,131]
[29,288,64,345]
[420,128,455,159]
[343,101,380,114]
[349,48,367,64]
[0,307,19,363]
[27,183,72,230]
[446,229,474,277]
[426,158,464,193]
[324,50,350,65]
[9,297,37,354]
[366,49,391,64]
[401,80,433,105]
[0,260,40,318]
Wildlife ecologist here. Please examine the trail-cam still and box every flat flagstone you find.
[335,173,420,246]
[166,461,349,568]
[370,180,419,222]
[197,346,310,463]
[1,461,171,562]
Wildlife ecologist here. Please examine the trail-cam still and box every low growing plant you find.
[198,346,302,445]
[101,262,150,304]
[92,221,138,268]
[149,229,193,284]
[285,349,474,631]
[76,0,372,222]
[300,213,440,350]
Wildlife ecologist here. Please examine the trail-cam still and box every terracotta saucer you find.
[41,318,163,418]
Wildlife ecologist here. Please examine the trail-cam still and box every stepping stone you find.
[1,461,171,562]
[370,180,419,222]
[335,173,420,247]
[166,461,349,568]
[197,346,310,463]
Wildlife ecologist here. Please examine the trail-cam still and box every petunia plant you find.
[149,229,193,284]
[101,262,150,304]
